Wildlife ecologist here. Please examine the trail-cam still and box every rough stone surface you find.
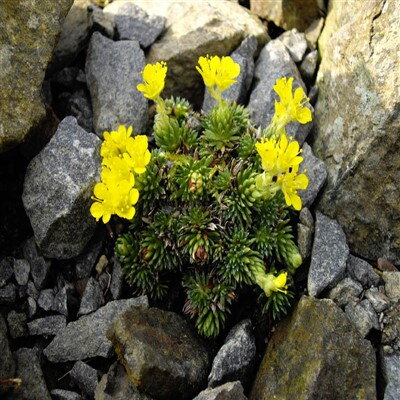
[44,296,148,362]
[104,2,165,47]
[7,310,28,339]
[14,259,30,286]
[86,32,147,136]
[365,288,389,313]
[380,350,400,400]
[70,361,100,398]
[248,39,313,144]
[22,116,101,259]
[0,257,14,287]
[38,288,55,311]
[278,29,308,62]
[345,300,379,338]
[31,257,51,289]
[78,277,105,316]
[304,17,324,50]
[299,49,318,82]
[108,306,210,400]
[95,362,153,400]
[28,315,67,337]
[308,212,349,296]
[15,348,51,400]
[202,36,258,112]
[27,281,40,301]
[328,277,363,308]
[382,272,400,300]
[299,143,327,208]
[250,296,376,400]
[0,314,15,380]
[0,0,73,152]
[250,0,321,31]
[133,0,268,106]
[382,301,400,349]
[208,319,256,388]
[110,260,124,300]
[27,296,38,318]
[75,236,103,279]
[51,389,84,400]
[347,255,381,288]
[0,282,16,305]
[67,90,94,133]
[314,0,400,264]
[52,286,68,316]
[194,381,247,400]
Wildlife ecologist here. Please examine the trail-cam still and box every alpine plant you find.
[90,54,312,338]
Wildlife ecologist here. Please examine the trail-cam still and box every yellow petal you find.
[93,183,108,200]
[90,202,103,221]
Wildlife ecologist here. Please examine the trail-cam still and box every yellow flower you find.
[136,61,167,101]
[277,166,308,211]
[101,125,133,160]
[196,55,240,101]
[123,135,151,174]
[273,77,312,127]
[101,156,134,187]
[255,137,279,174]
[90,180,139,223]
[254,271,289,297]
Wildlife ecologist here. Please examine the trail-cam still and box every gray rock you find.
[51,389,84,400]
[304,18,325,50]
[382,301,400,349]
[278,29,308,62]
[202,36,258,112]
[365,288,389,313]
[67,90,93,133]
[22,116,101,259]
[299,143,327,208]
[299,50,318,82]
[297,223,313,259]
[86,32,147,136]
[14,259,30,286]
[0,257,14,287]
[347,255,381,288]
[51,66,81,88]
[108,307,210,400]
[27,296,38,318]
[28,315,67,337]
[44,296,148,362]
[248,39,313,144]
[345,300,379,337]
[250,296,376,400]
[27,280,40,301]
[0,314,15,380]
[308,212,349,297]
[7,311,28,339]
[31,257,51,290]
[328,277,363,308]
[380,350,400,400]
[38,288,55,311]
[22,236,40,262]
[15,348,51,400]
[299,207,314,228]
[75,237,103,279]
[0,283,16,304]
[208,319,256,388]
[382,272,400,300]
[88,5,115,38]
[194,381,247,400]
[70,361,100,398]
[78,277,105,316]
[104,2,165,47]
[95,362,153,400]
[52,286,68,316]
[110,260,124,300]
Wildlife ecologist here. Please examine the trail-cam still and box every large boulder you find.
[313,0,400,264]
[250,296,377,400]
[22,117,101,259]
[0,0,73,152]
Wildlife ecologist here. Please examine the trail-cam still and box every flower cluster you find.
[90,125,151,223]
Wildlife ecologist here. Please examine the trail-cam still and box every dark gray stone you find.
[75,237,103,279]
[67,90,93,133]
[0,282,16,304]
[27,280,40,301]
[78,277,105,316]
[14,259,30,286]
[278,29,308,63]
[70,361,100,398]
[28,315,67,337]
[108,307,210,400]
[0,257,14,287]
[22,116,102,259]
[202,36,257,112]
[110,260,124,300]
[31,257,51,290]
[345,300,379,337]
[328,277,363,308]
[299,143,327,208]
[22,236,40,262]
[38,288,55,311]
[382,301,400,350]
[15,348,51,400]
[86,32,148,136]
[299,207,314,228]
[297,223,313,259]
[194,381,247,400]
[248,39,313,144]
[380,350,400,400]
[308,212,349,297]
[208,319,256,388]
[27,296,38,318]
[308,84,318,105]
[365,288,389,313]
[52,286,68,316]
[44,296,148,362]
[0,314,15,380]
[88,5,115,38]
[7,310,28,339]
[348,255,381,288]
[51,389,84,400]
[382,272,400,300]
[299,50,318,82]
